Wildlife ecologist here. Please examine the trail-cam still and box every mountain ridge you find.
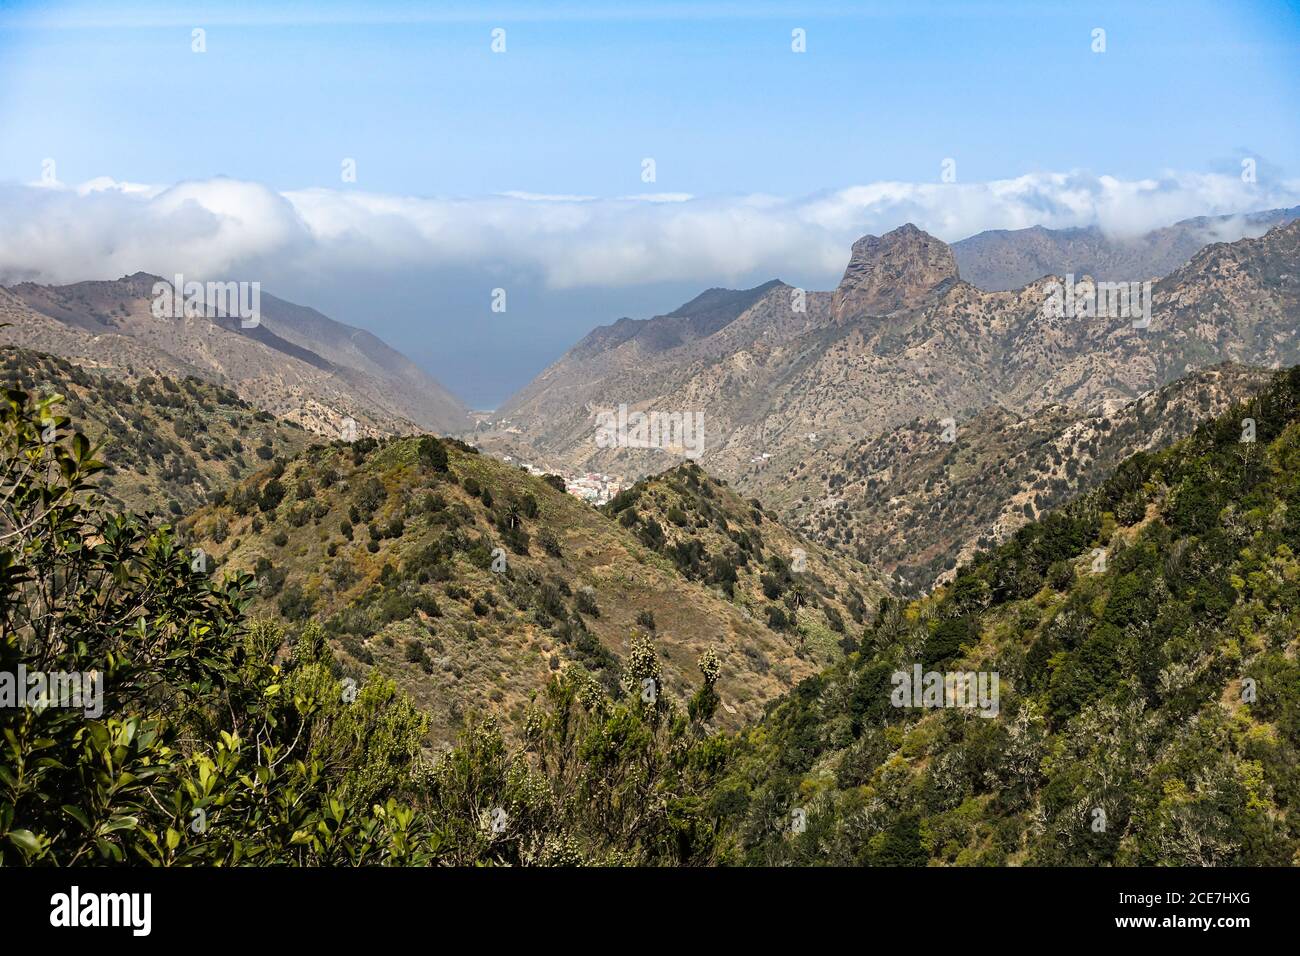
[952,205,1300,291]
[0,273,471,438]
[488,219,1300,492]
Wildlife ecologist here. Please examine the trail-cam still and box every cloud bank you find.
[2,170,1298,289]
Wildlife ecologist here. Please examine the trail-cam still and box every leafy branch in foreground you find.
[1,386,433,864]
[0,384,732,865]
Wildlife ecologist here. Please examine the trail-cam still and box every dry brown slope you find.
[1,274,468,439]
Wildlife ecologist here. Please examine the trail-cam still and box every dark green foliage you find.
[417,436,449,473]
[0,387,432,864]
[639,517,665,550]
[537,528,562,557]
[765,604,790,631]
[707,367,1300,867]
[259,478,286,512]
[404,638,434,673]
[923,615,975,667]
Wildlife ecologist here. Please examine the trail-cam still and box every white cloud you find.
[1,170,1297,289]
[499,191,598,202]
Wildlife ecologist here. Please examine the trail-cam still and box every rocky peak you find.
[830,223,960,321]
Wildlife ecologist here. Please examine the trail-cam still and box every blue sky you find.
[1,0,1298,406]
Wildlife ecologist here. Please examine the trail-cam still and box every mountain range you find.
[8,205,1295,472]
[481,215,1300,592]
[7,206,1298,612]
[6,200,1300,869]
[0,273,470,439]
[951,205,1300,291]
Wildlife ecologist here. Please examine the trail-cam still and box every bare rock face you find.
[830,223,960,321]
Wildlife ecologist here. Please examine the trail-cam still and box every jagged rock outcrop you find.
[831,223,960,321]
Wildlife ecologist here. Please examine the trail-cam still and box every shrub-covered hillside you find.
[184,435,884,747]
[0,384,732,866]
[9,352,1300,868]
[0,346,308,515]
[605,462,886,662]
[709,365,1300,866]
